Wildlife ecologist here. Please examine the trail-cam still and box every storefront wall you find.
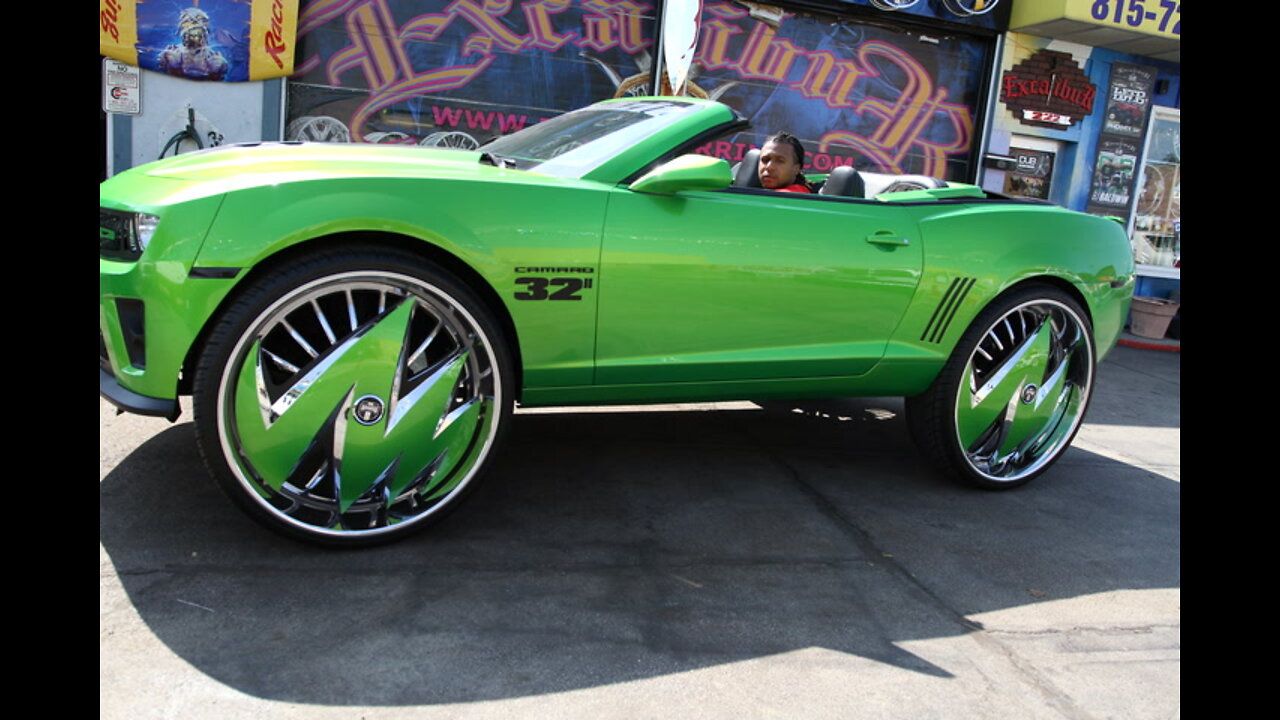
[984,32,1180,290]
[104,71,282,176]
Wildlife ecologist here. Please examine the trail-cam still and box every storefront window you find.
[687,2,991,182]
[285,0,656,147]
[1133,106,1179,274]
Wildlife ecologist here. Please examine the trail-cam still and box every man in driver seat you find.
[758,132,813,193]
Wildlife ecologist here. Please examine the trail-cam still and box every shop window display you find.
[1133,107,1179,271]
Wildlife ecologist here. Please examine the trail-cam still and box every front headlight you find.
[100,209,159,260]
[133,213,160,253]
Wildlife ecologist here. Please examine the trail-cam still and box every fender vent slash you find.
[116,298,147,369]
[921,277,975,344]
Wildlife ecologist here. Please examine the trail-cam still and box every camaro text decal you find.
[513,267,595,301]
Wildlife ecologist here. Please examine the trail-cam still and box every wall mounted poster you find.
[1102,63,1155,137]
[1003,147,1053,200]
[1087,62,1156,216]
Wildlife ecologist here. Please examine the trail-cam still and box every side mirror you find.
[629,154,732,195]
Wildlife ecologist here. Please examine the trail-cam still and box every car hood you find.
[137,142,504,183]
[103,141,602,215]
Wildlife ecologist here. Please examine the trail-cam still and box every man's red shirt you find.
[775,184,811,194]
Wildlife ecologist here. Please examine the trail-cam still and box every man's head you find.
[758,133,805,190]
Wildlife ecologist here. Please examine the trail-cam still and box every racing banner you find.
[100,0,300,81]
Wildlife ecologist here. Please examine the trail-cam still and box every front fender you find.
[195,176,612,388]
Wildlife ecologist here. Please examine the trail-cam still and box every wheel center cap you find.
[1020,384,1038,405]
[353,395,386,425]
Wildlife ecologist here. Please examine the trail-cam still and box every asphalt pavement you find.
[100,342,1179,719]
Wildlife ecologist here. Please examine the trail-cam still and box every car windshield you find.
[479,100,703,178]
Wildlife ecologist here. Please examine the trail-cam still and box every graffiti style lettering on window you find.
[694,2,971,176]
[579,0,648,53]
[522,0,577,51]
[307,0,653,138]
[296,0,973,176]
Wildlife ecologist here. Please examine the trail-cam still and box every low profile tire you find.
[906,285,1095,489]
[193,247,512,546]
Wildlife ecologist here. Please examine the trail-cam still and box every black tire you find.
[192,246,512,546]
[906,285,1095,489]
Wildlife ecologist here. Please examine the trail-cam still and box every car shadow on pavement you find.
[100,386,1179,706]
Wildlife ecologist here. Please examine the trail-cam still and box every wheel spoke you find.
[404,322,442,375]
[344,289,358,333]
[262,347,299,374]
[312,300,337,344]
[281,319,319,358]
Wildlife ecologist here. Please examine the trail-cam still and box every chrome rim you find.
[216,271,501,538]
[954,298,1093,482]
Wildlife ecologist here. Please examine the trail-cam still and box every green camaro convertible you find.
[100,97,1135,546]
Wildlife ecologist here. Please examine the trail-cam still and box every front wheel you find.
[906,285,1095,489]
[193,247,512,546]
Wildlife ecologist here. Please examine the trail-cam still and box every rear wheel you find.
[193,247,511,546]
[907,285,1095,489]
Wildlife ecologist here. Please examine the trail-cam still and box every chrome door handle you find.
[866,232,910,246]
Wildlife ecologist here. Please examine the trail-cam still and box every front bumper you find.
[100,252,241,420]
[100,365,179,420]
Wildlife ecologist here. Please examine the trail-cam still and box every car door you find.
[594,187,924,385]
